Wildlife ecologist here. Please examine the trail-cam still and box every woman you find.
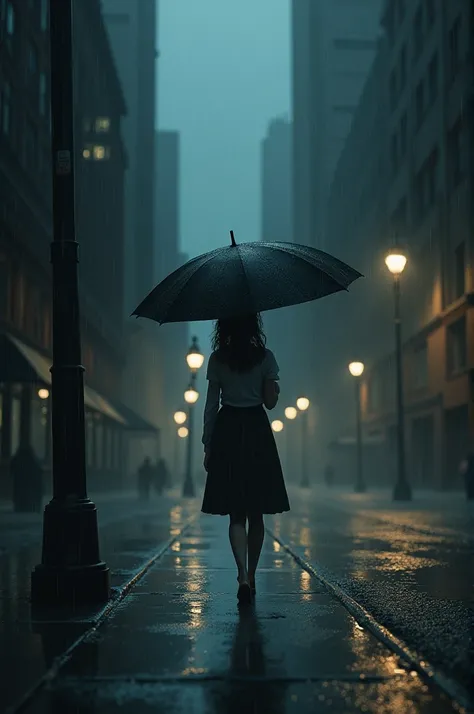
[201,313,290,604]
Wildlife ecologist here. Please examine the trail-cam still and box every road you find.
[0,486,472,713]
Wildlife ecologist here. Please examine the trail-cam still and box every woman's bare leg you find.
[229,512,249,584]
[247,513,264,589]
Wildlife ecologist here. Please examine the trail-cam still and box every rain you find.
[0,1,473,713]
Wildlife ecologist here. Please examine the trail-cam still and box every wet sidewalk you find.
[10,513,459,714]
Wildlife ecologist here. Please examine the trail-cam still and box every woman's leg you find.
[229,511,249,584]
[247,513,264,587]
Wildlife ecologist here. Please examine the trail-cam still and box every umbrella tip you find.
[230,230,236,247]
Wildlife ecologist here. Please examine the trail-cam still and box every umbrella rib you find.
[259,242,362,286]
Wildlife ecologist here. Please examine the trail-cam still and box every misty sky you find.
[157,0,291,259]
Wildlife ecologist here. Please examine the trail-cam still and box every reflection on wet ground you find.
[274,488,474,702]
[7,510,459,714]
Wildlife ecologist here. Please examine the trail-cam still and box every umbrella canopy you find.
[133,232,362,324]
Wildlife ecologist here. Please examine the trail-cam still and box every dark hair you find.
[212,313,266,373]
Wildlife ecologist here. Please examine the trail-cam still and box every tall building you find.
[292,0,383,250]
[101,0,157,310]
[154,130,189,471]
[0,0,129,497]
[261,117,292,243]
[323,0,474,489]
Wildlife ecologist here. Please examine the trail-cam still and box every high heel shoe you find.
[237,582,252,604]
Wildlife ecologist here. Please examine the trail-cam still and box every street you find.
[1,487,472,713]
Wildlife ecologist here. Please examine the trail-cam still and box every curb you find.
[267,527,473,714]
[5,513,197,714]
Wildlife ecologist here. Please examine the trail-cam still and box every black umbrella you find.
[133,231,362,324]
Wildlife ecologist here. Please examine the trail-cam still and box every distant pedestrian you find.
[154,457,169,495]
[324,463,335,488]
[459,453,474,500]
[137,456,153,501]
[11,444,43,513]
[201,313,290,605]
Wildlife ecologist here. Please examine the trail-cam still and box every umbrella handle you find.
[230,230,236,247]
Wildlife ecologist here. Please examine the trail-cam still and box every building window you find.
[415,79,425,128]
[399,112,407,156]
[454,242,465,298]
[39,73,47,115]
[413,6,423,61]
[6,1,14,35]
[447,317,466,376]
[1,82,11,136]
[448,119,463,188]
[95,117,110,133]
[412,342,428,390]
[428,53,438,104]
[448,16,461,81]
[399,44,407,90]
[40,0,48,31]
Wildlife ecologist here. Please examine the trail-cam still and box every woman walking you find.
[201,313,290,604]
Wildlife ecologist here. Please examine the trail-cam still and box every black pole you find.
[354,379,366,493]
[392,277,411,501]
[183,374,196,498]
[300,412,309,487]
[31,0,109,605]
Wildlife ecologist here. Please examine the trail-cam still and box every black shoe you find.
[237,582,252,604]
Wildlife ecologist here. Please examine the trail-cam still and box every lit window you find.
[95,117,110,133]
[83,148,91,159]
[93,145,106,160]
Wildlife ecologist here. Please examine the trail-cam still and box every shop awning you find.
[0,332,126,425]
[106,398,159,434]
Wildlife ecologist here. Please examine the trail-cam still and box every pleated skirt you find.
[201,405,290,516]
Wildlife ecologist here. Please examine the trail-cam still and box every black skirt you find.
[201,405,290,516]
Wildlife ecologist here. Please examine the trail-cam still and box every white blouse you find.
[202,348,280,449]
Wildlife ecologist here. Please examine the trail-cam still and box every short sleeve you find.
[206,352,219,382]
[263,349,279,380]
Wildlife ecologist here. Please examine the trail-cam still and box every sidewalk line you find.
[266,527,472,714]
[5,512,198,714]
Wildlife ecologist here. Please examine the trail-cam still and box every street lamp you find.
[178,426,189,438]
[285,406,297,420]
[38,388,50,400]
[296,397,310,487]
[348,362,365,493]
[174,410,187,425]
[385,248,411,501]
[183,336,204,497]
[271,420,284,432]
[31,0,109,606]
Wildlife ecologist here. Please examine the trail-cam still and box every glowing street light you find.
[348,362,365,493]
[186,336,205,372]
[178,427,189,439]
[272,420,284,433]
[285,406,297,420]
[38,388,50,400]
[385,247,411,501]
[296,397,310,411]
[184,386,199,405]
[174,410,187,425]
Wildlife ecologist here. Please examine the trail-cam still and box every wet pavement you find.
[1,487,472,713]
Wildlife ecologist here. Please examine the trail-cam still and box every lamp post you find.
[385,249,411,501]
[284,406,298,481]
[173,411,187,482]
[183,337,204,498]
[31,0,109,605]
[296,397,310,487]
[348,363,365,493]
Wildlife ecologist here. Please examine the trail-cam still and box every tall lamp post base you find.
[392,481,412,502]
[182,479,195,498]
[31,498,109,606]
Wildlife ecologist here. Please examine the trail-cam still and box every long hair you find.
[212,313,266,373]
